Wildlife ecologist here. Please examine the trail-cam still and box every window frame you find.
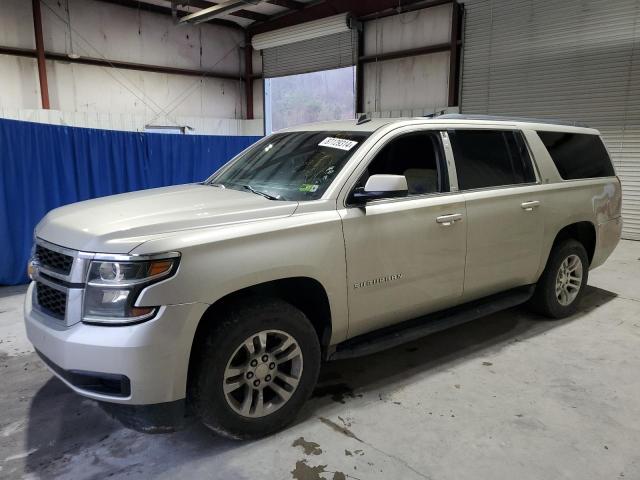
[447,128,541,193]
[342,127,456,208]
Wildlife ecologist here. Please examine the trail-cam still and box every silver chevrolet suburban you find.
[25,115,622,438]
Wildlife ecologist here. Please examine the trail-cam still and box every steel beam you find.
[32,0,50,109]
[177,0,269,22]
[356,28,364,114]
[357,0,453,21]
[244,33,254,119]
[448,1,462,107]
[0,45,255,81]
[179,0,261,25]
[179,0,306,14]
[231,9,269,21]
[358,42,453,64]
[95,0,245,30]
[249,0,453,34]
[265,0,304,10]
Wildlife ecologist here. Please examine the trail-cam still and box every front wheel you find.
[530,239,589,319]
[190,297,321,439]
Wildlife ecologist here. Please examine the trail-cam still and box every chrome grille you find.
[36,282,67,319]
[35,245,73,275]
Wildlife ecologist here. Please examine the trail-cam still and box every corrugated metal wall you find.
[460,0,640,240]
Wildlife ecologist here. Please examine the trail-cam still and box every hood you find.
[36,184,299,253]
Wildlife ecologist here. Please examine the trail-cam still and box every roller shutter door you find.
[460,0,640,239]
[262,29,358,78]
[253,13,359,79]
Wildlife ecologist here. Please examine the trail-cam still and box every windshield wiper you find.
[242,184,279,201]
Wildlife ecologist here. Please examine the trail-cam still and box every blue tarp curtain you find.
[0,118,261,285]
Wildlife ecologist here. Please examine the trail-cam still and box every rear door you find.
[447,128,544,300]
[339,128,467,338]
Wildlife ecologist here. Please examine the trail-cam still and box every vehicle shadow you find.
[299,285,618,419]
[23,378,234,478]
[0,284,28,299]
[21,285,616,478]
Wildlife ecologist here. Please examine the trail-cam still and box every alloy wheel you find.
[222,329,303,418]
[555,254,583,306]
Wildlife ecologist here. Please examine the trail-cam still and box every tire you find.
[529,239,589,319]
[190,296,321,439]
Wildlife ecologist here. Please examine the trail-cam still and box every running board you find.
[329,285,535,361]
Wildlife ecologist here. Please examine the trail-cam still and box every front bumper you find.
[25,282,209,405]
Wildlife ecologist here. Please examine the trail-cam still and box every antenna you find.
[424,109,447,118]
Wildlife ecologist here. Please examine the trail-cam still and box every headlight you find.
[82,254,179,325]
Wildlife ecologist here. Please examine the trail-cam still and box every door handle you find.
[521,200,540,211]
[436,213,463,226]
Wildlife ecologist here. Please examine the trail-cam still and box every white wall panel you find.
[41,0,243,74]
[0,0,33,48]
[0,56,41,110]
[0,0,257,135]
[362,51,450,113]
[361,4,452,115]
[45,61,243,119]
[461,0,640,240]
[363,4,452,56]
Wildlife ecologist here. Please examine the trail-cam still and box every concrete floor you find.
[1,241,639,480]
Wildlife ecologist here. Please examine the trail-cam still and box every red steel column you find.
[448,1,461,107]
[32,0,50,109]
[244,33,254,120]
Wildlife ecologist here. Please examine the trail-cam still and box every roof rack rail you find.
[429,113,588,128]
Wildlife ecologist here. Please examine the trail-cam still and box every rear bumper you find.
[591,216,623,269]
[24,282,209,405]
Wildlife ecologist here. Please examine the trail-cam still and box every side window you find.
[449,130,536,190]
[353,131,448,197]
[537,131,615,180]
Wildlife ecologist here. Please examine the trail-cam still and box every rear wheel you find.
[190,297,321,439]
[530,239,589,319]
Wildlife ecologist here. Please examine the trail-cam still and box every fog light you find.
[27,258,36,280]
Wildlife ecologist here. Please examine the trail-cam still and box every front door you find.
[339,129,467,338]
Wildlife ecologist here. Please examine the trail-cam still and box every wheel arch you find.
[551,221,597,265]
[186,277,333,397]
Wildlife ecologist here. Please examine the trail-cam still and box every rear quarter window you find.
[537,131,615,180]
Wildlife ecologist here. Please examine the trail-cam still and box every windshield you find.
[207,131,370,201]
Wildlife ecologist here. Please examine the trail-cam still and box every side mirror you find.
[351,174,408,205]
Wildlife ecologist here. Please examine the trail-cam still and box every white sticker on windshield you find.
[319,137,358,151]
